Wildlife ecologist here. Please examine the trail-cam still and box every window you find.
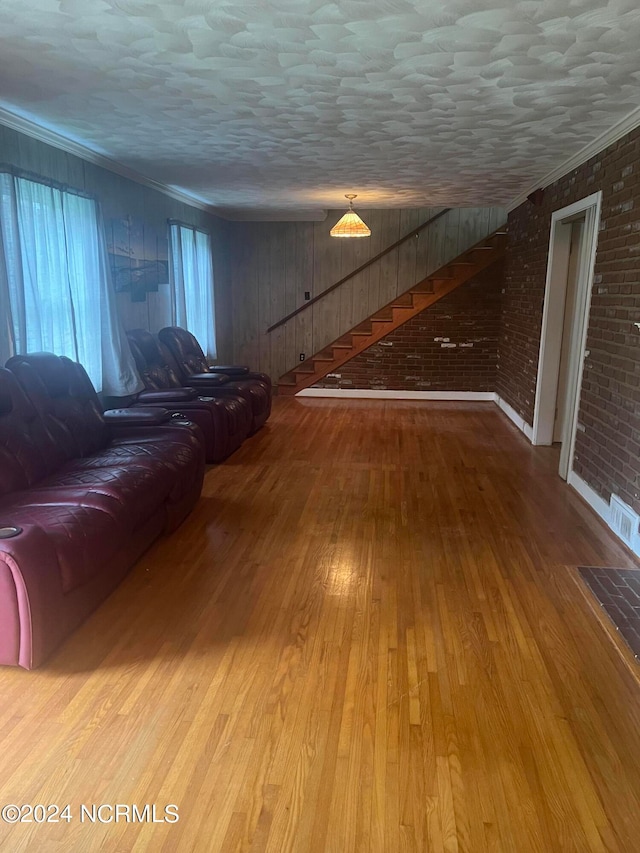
[0,171,140,396]
[168,221,217,359]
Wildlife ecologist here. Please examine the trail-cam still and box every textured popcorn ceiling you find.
[1,0,640,214]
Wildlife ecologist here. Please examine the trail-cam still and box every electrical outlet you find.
[299,353,305,361]
[304,291,311,300]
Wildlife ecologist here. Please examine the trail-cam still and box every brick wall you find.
[313,264,503,392]
[499,126,640,513]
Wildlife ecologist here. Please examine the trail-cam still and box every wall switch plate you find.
[304,291,311,300]
[299,353,305,361]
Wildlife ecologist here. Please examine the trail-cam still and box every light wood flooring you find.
[0,398,639,852]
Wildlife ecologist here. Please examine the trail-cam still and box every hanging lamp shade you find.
[330,194,371,238]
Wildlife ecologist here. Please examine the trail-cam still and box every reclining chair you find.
[5,352,205,533]
[158,326,271,434]
[126,329,251,463]
[0,354,205,667]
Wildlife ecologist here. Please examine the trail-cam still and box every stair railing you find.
[266,207,451,333]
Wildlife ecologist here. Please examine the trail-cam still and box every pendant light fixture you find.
[330,194,371,238]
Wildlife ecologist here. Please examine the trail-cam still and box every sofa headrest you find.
[158,327,209,379]
[6,352,109,459]
[124,329,183,391]
[6,352,70,399]
[159,325,193,348]
[158,327,204,359]
[127,328,163,368]
[0,367,61,493]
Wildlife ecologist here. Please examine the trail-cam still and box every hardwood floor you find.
[0,398,639,852]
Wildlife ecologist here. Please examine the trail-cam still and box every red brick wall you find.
[313,264,503,392]
[499,126,640,513]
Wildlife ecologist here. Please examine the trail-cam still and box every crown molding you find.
[220,208,328,222]
[0,107,330,222]
[507,104,640,212]
[7,100,640,223]
[0,106,219,215]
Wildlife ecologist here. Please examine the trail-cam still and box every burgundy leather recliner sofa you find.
[126,328,251,462]
[158,326,272,434]
[0,353,205,669]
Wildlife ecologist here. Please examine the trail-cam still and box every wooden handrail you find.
[266,207,451,333]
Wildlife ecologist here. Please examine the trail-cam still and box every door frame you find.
[531,192,602,477]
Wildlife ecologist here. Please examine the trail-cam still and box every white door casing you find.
[532,192,602,482]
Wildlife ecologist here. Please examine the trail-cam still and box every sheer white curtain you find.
[0,172,141,396]
[169,222,217,359]
[0,199,15,368]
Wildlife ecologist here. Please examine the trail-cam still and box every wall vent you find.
[609,494,640,548]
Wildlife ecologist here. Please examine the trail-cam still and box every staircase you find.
[278,228,508,395]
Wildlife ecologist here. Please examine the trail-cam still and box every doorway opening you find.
[532,192,602,481]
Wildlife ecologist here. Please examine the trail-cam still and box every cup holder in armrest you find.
[0,526,23,539]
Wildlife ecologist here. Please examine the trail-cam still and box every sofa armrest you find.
[186,373,230,388]
[0,524,65,669]
[104,407,171,426]
[207,365,250,377]
[136,388,198,404]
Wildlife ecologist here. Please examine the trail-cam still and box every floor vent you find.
[609,495,640,549]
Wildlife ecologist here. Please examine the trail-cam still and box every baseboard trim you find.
[297,388,538,442]
[568,470,610,521]
[295,389,497,401]
[567,471,640,560]
[494,395,534,441]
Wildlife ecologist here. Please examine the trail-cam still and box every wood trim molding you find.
[507,104,640,212]
[0,106,218,215]
[296,389,497,401]
[3,102,640,221]
[568,470,611,522]
[568,472,640,560]
[494,395,535,441]
[300,390,535,444]
[532,192,602,458]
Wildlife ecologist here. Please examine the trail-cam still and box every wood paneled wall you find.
[1,124,506,383]
[0,124,233,360]
[228,206,506,383]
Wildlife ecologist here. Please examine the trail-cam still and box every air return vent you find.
[609,494,639,548]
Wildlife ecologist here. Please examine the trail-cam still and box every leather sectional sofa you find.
[0,353,206,669]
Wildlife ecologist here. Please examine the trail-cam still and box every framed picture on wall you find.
[106,215,169,302]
